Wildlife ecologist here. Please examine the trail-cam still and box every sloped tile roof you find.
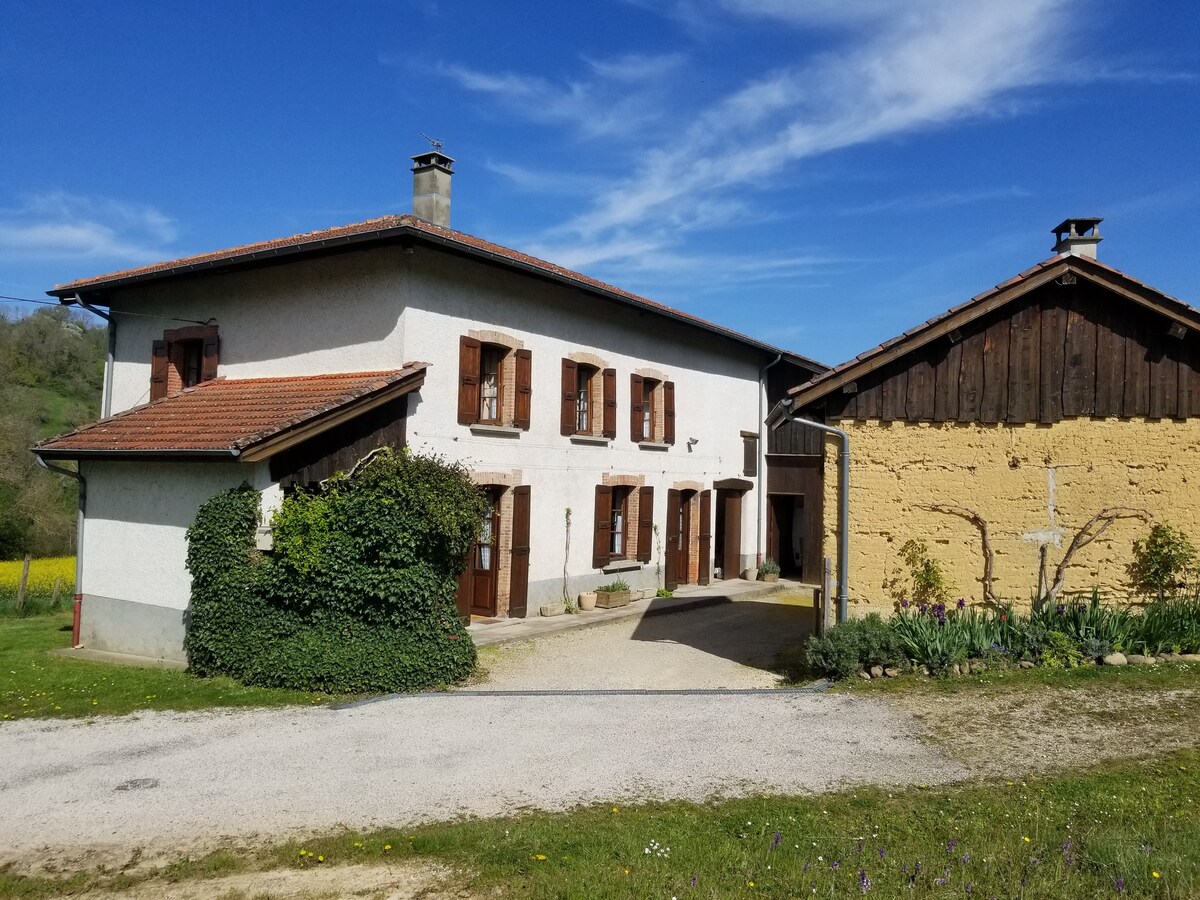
[786,253,1200,407]
[35,366,427,457]
[49,214,827,374]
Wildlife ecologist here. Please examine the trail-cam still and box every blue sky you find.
[1,0,1197,364]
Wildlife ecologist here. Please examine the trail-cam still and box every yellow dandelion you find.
[317,855,324,863]
[749,881,756,887]
[612,807,619,813]
[533,854,547,860]
[1152,872,1161,879]
[624,869,630,875]
[383,844,392,851]
[1023,836,1030,843]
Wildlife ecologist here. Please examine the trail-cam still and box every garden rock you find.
[919,665,931,676]
[1126,654,1156,666]
[884,667,900,678]
[1102,652,1128,666]
[858,670,872,680]
[1180,654,1200,663]
[1018,660,1035,669]
[970,662,987,674]
[951,663,962,677]
[869,665,884,679]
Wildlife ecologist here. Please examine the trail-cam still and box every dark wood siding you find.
[271,396,409,489]
[768,418,824,455]
[800,280,1200,424]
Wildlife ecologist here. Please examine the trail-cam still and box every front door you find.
[716,489,742,579]
[457,487,500,619]
[674,490,694,586]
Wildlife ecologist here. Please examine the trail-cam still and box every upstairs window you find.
[151,324,218,401]
[630,374,675,444]
[561,359,616,438]
[459,336,531,429]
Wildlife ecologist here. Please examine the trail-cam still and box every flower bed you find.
[797,593,1200,681]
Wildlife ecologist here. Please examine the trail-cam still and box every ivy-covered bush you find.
[184,450,485,693]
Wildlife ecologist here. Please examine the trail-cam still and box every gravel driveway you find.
[0,602,965,862]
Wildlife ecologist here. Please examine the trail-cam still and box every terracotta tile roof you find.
[35,366,427,457]
[49,214,827,374]
[787,253,1200,407]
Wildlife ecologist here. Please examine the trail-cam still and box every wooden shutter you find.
[663,381,676,444]
[602,367,617,439]
[561,358,578,435]
[636,486,654,563]
[514,349,532,430]
[458,336,482,425]
[508,485,531,618]
[150,339,170,401]
[200,330,220,383]
[743,434,758,477]
[593,484,613,568]
[698,489,712,586]
[630,374,644,442]
[665,489,681,591]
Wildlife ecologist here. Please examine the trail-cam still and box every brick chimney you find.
[1052,217,1103,259]
[411,150,454,227]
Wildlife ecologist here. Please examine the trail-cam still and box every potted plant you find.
[758,558,781,583]
[595,578,633,608]
[578,590,597,611]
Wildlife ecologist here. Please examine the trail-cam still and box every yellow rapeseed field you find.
[0,556,75,593]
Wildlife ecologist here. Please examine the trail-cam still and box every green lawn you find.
[0,614,329,720]
[2,751,1196,898]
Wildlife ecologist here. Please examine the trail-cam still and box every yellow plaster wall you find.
[822,418,1200,614]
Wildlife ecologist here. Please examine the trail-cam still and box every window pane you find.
[480,347,501,421]
[610,498,624,555]
[183,341,202,388]
[576,369,590,432]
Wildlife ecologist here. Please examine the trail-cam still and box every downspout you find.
[72,293,114,418]
[756,353,782,569]
[771,402,851,623]
[36,456,86,647]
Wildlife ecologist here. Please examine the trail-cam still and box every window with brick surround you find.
[460,336,531,429]
[593,482,654,567]
[151,324,218,401]
[562,359,616,438]
[630,374,675,444]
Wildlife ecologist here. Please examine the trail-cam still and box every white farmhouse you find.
[35,151,825,662]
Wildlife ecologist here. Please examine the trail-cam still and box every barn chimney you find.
[411,149,454,227]
[1052,217,1103,259]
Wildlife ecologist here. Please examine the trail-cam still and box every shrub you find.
[185,450,484,694]
[597,579,630,592]
[1039,631,1084,669]
[802,614,905,679]
[897,539,949,605]
[1127,523,1196,600]
[892,604,969,672]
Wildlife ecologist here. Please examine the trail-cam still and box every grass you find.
[0,614,332,720]
[833,655,1200,696]
[0,556,75,616]
[1,751,1195,898]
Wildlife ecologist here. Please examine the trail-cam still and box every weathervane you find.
[419,132,444,153]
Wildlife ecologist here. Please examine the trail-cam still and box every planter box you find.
[760,573,779,583]
[539,603,566,617]
[595,590,632,609]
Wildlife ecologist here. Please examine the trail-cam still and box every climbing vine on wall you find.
[184,449,485,693]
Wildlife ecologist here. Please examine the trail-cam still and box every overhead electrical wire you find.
[0,294,209,325]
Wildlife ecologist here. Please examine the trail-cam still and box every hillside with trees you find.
[0,307,105,559]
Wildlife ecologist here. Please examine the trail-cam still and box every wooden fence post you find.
[15,553,32,612]
[51,576,63,609]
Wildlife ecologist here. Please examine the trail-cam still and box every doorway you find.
[714,488,743,580]
[767,494,805,580]
[458,486,501,619]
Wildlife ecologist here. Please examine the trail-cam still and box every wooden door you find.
[698,490,711,586]
[468,488,500,616]
[665,489,680,591]
[675,491,693,586]
[720,490,742,579]
[508,485,530,618]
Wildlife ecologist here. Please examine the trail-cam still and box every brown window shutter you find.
[150,340,170,401]
[514,349,532,430]
[698,489,712,586]
[508,485,531,618]
[561,358,578,435]
[458,336,482,425]
[636,486,654,563]
[665,489,681,591]
[663,381,676,444]
[593,484,613,568]
[602,368,617,439]
[743,433,758,477]
[200,330,220,383]
[630,374,644,442]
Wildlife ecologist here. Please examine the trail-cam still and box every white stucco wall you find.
[89,241,782,629]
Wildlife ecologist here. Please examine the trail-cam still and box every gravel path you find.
[0,691,961,861]
[475,597,810,690]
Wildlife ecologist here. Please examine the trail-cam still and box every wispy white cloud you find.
[0,192,178,263]
[839,186,1032,216]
